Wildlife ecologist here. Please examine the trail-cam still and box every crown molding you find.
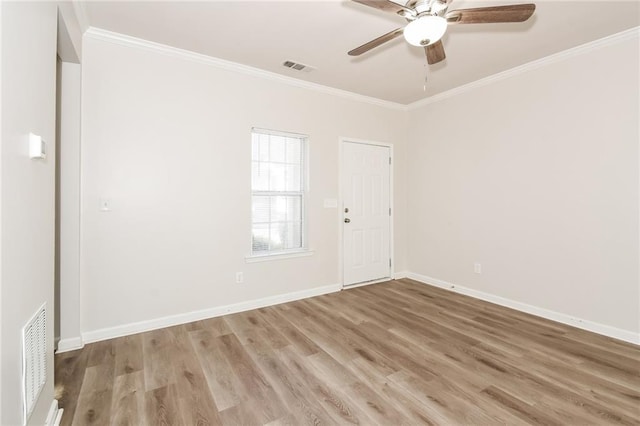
[83,25,638,111]
[83,27,407,111]
[407,26,640,110]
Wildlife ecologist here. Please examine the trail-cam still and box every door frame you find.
[338,137,394,289]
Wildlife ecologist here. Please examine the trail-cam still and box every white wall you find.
[79,34,407,337]
[1,2,58,424]
[76,25,637,344]
[406,33,639,337]
[58,62,82,350]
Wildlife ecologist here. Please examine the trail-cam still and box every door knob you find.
[344,218,351,223]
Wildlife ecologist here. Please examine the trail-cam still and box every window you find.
[251,128,307,257]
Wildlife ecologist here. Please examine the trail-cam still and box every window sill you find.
[245,249,314,263]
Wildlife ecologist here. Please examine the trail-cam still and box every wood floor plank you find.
[481,385,564,425]
[283,310,356,365]
[389,369,518,425]
[218,403,261,425]
[241,327,338,425]
[86,339,116,368]
[114,334,144,377]
[56,279,640,425]
[226,309,289,350]
[55,348,89,426]
[183,316,233,336]
[142,328,178,391]
[302,313,400,378]
[256,306,321,356]
[276,345,377,425]
[263,413,298,426]
[167,326,223,425]
[72,363,115,425]
[518,347,640,416]
[144,384,181,426]
[345,380,409,424]
[189,329,245,411]
[110,370,146,426]
[346,357,441,425]
[216,333,287,423]
[305,351,360,389]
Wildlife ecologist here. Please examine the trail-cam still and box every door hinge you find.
[389,207,392,216]
[389,157,392,165]
[389,259,392,267]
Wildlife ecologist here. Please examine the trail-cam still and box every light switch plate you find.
[29,133,46,159]
[323,198,338,208]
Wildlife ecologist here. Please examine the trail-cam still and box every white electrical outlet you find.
[235,272,244,284]
[99,197,111,212]
[474,263,482,274]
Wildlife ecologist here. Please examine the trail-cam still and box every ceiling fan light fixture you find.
[403,15,447,47]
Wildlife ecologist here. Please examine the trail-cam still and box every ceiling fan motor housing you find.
[403,15,448,46]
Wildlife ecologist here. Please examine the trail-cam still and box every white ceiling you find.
[79,0,639,105]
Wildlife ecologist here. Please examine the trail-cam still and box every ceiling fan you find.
[348,0,536,65]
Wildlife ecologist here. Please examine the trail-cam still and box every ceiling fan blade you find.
[446,4,535,24]
[352,0,408,15]
[425,40,446,64]
[348,27,404,56]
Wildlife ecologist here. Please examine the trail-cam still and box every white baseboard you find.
[343,276,393,289]
[56,336,84,353]
[394,270,409,280]
[405,272,640,345]
[54,409,64,426]
[82,283,342,344]
[45,400,63,426]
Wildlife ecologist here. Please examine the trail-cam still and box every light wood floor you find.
[55,279,640,425]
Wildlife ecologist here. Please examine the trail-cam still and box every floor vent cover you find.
[22,303,47,424]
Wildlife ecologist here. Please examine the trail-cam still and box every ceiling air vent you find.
[282,60,315,73]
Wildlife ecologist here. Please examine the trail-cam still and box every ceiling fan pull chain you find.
[423,65,428,91]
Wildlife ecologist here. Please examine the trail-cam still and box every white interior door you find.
[342,141,391,286]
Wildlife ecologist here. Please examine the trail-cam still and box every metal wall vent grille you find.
[22,303,47,424]
[282,60,315,72]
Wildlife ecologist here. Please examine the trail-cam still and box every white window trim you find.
[245,249,314,263]
[250,127,310,259]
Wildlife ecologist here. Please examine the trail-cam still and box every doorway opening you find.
[54,8,82,353]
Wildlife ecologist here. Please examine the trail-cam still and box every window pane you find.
[284,221,302,249]
[269,163,286,191]
[251,129,307,255]
[286,196,301,221]
[269,135,286,163]
[251,133,259,159]
[269,223,285,250]
[252,196,270,223]
[252,162,269,191]
[270,196,287,222]
[285,164,301,191]
[259,134,270,161]
[252,224,270,252]
[285,137,301,164]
